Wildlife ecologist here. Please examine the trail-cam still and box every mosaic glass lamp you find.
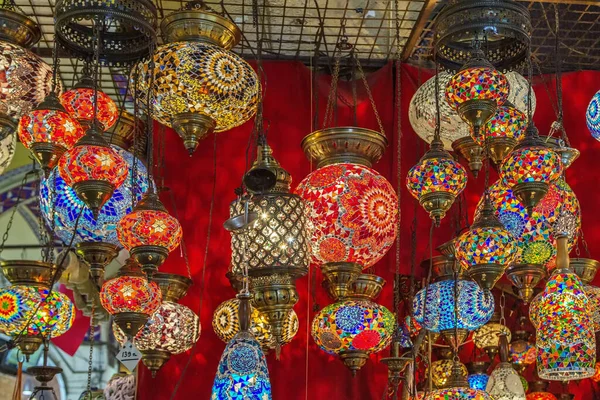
[423,361,494,400]
[117,192,182,276]
[473,319,512,360]
[212,292,272,400]
[407,137,468,224]
[534,227,596,380]
[133,2,259,154]
[100,259,162,338]
[213,297,299,352]
[456,194,516,290]
[586,90,600,142]
[467,361,490,391]
[482,178,580,271]
[410,71,535,151]
[445,48,510,140]
[429,359,468,388]
[312,273,395,374]
[413,279,494,346]
[60,74,118,131]
[526,381,557,400]
[509,330,536,374]
[500,124,563,213]
[476,101,528,164]
[58,123,128,218]
[485,333,526,400]
[112,273,200,377]
[18,93,85,173]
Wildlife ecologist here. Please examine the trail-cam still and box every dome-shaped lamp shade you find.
[586,91,600,142]
[211,331,272,400]
[296,163,398,269]
[481,179,580,269]
[486,363,526,400]
[60,87,118,130]
[134,42,260,154]
[477,103,528,164]
[407,151,468,223]
[213,298,298,351]
[18,106,85,171]
[534,272,596,380]
[41,146,149,246]
[413,280,494,333]
[468,373,490,390]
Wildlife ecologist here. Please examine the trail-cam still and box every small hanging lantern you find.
[473,318,512,361]
[100,259,162,338]
[485,332,526,400]
[117,192,182,276]
[509,330,536,374]
[445,47,510,140]
[467,361,490,390]
[423,361,494,400]
[58,123,128,218]
[476,101,528,164]
[499,124,563,213]
[407,137,468,225]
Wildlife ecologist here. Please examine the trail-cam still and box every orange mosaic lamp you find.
[18,93,84,173]
[58,123,128,219]
[100,259,162,338]
[60,74,118,131]
[117,192,182,276]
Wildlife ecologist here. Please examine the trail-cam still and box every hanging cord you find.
[130,66,140,209]
[499,291,507,327]
[322,46,341,129]
[145,40,157,185]
[50,37,60,96]
[355,56,385,136]
[85,303,96,398]
[92,18,101,126]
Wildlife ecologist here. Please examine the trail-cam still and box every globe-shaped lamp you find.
[429,359,467,388]
[60,76,118,131]
[18,93,84,172]
[473,322,512,360]
[477,102,528,164]
[312,299,395,374]
[500,124,563,213]
[117,192,182,276]
[468,373,490,391]
[486,362,526,400]
[509,331,536,374]
[134,5,259,154]
[586,90,600,142]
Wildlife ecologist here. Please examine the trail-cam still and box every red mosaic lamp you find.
[445,47,510,140]
[60,72,118,131]
[499,123,563,214]
[57,122,128,218]
[117,191,182,276]
[18,92,84,174]
[100,258,162,338]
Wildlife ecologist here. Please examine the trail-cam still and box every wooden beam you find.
[401,0,438,61]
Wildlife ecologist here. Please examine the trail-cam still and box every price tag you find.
[116,340,142,372]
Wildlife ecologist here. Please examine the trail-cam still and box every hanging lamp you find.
[485,332,526,400]
[587,91,600,142]
[133,1,259,154]
[211,292,272,399]
[100,258,162,338]
[509,330,536,374]
[526,381,557,400]
[423,361,494,400]
[312,273,395,375]
[456,194,516,290]
[476,101,528,164]
[473,313,512,361]
[467,361,490,390]
[445,46,510,141]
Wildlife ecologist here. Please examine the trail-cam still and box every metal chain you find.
[86,302,96,396]
[322,52,341,129]
[0,170,34,258]
[393,0,403,325]
[500,291,507,326]
[355,57,385,135]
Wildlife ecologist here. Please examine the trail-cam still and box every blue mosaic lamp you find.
[467,362,490,391]
[413,278,494,347]
[587,91,600,142]
[40,145,149,280]
[212,293,272,400]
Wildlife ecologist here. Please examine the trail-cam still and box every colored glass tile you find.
[18,108,84,150]
[423,387,493,400]
[486,363,526,400]
[445,67,510,111]
[296,163,398,269]
[58,143,128,190]
[100,275,162,316]
[474,104,527,147]
[469,373,490,391]
[117,207,182,252]
[456,224,516,271]
[407,156,468,198]
[473,323,511,350]
[500,146,562,186]
[61,88,118,131]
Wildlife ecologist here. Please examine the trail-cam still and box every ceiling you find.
[11,0,600,108]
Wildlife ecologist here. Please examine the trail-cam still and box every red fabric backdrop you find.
[136,61,600,399]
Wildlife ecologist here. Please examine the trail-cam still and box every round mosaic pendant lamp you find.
[586,90,600,142]
[509,330,536,374]
[211,292,272,400]
[467,361,490,391]
[296,126,398,296]
[227,138,309,350]
[100,259,162,338]
[473,313,512,361]
[112,273,200,376]
[456,194,516,290]
[500,123,563,214]
[477,101,528,164]
[423,361,494,400]
[312,274,395,375]
[485,333,526,400]
[117,191,182,276]
[133,1,259,154]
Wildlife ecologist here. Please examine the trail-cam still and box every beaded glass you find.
[60,87,118,130]
[213,298,298,350]
[40,146,149,246]
[58,143,128,189]
[18,108,84,150]
[311,299,395,355]
[413,280,494,333]
[445,67,510,111]
[406,157,468,198]
[211,331,272,400]
[586,90,600,141]
[134,42,259,131]
[296,163,398,268]
[0,42,56,120]
[100,275,162,316]
[482,179,580,268]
